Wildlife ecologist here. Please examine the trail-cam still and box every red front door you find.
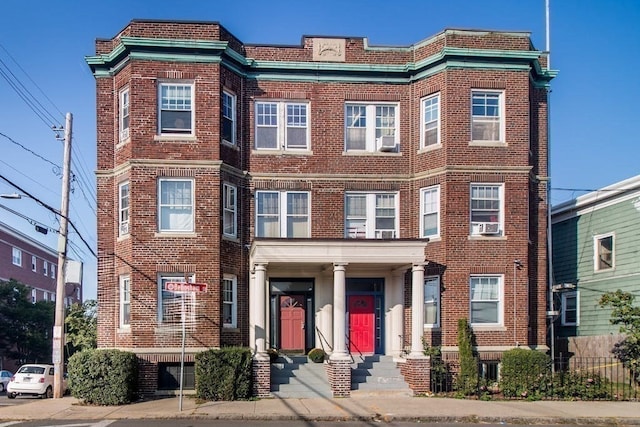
[280,295,305,352]
[349,295,375,354]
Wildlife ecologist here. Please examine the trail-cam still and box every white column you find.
[410,263,425,357]
[253,263,268,359]
[389,269,405,357]
[331,263,349,359]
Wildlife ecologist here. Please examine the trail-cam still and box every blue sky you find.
[1,0,638,301]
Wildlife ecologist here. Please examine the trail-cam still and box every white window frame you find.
[561,291,579,326]
[223,183,237,238]
[345,192,399,239]
[51,264,55,279]
[255,191,310,238]
[158,82,194,136]
[470,184,504,236]
[119,275,131,328]
[594,233,614,272]
[471,90,504,143]
[31,289,37,304]
[12,247,21,266]
[424,276,440,328]
[119,87,130,141]
[255,101,309,150]
[420,185,440,238]
[470,275,503,326]
[421,93,440,148]
[31,255,37,272]
[51,291,55,302]
[158,273,196,324]
[119,181,130,237]
[222,90,236,145]
[344,102,399,152]
[43,261,48,276]
[222,274,237,328]
[158,178,194,233]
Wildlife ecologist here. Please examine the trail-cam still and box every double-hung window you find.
[594,233,614,271]
[345,193,398,239]
[561,291,579,326]
[222,274,237,328]
[470,275,502,326]
[345,103,398,152]
[255,101,309,150]
[120,275,131,328]
[471,90,503,142]
[119,181,130,236]
[31,255,37,272]
[158,178,194,233]
[44,261,48,276]
[159,82,194,135]
[470,184,503,236]
[158,273,196,324]
[223,183,237,238]
[422,93,440,148]
[12,248,21,266]
[51,264,55,279]
[424,276,440,328]
[256,191,310,238]
[119,87,130,141]
[420,185,440,238]
[222,90,236,145]
[31,289,37,304]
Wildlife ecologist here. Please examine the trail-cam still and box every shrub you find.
[307,348,325,363]
[195,347,252,401]
[500,348,550,399]
[67,349,138,405]
[454,318,478,395]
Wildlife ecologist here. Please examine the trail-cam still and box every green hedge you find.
[500,348,550,398]
[195,347,252,401]
[67,349,138,405]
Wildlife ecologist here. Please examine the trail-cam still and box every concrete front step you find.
[270,355,333,399]
[351,355,412,395]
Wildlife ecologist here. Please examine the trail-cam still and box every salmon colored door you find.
[280,295,305,352]
[349,295,375,354]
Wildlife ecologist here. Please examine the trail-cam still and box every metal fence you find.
[429,355,639,400]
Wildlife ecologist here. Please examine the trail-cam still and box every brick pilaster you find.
[252,358,271,398]
[327,359,351,397]
[400,356,430,395]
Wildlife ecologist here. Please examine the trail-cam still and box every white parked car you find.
[0,370,12,392]
[6,364,67,399]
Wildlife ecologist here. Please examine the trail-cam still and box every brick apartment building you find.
[86,20,555,395]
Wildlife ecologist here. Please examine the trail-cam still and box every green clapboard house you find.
[551,175,640,357]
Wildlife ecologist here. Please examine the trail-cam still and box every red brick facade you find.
[88,20,553,394]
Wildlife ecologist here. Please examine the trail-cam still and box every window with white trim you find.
[158,82,194,135]
[223,183,237,238]
[51,291,55,302]
[119,181,130,237]
[31,255,37,272]
[119,87,130,141]
[471,90,503,142]
[345,103,398,152]
[594,233,614,271]
[43,292,48,301]
[424,276,440,328]
[256,191,310,238]
[12,248,21,266]
[345,192,398,239]
[470,184,503,236]
[158,273,196,324]
[120,275,131,328]
[470,275,502,326]
[31,289,37,304]
[158,178,194,232]
[420,185,440,238]
[51,264,55,279]
[561,291,579,326]
[222,274,237,328]
[222,90,236,145]
[43,261,48,276]
[421,93,440,148]
[255,101,309,150]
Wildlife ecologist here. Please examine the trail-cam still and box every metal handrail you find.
[315,326,332,361]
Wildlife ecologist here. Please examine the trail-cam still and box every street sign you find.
[164,282,207,292]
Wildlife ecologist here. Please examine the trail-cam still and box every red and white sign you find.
[164,282,208,293]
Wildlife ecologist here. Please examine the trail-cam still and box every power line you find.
[0,131,60,170]
[0,203,58,235]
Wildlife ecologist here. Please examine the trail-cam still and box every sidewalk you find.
[1,394,639,424]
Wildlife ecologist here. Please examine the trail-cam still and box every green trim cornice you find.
[85,36,557,85]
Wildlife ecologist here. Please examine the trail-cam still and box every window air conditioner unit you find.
[377,230,396,239]
[377,135,396,152]
[477,222,500,235]
[120,222,129,235]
